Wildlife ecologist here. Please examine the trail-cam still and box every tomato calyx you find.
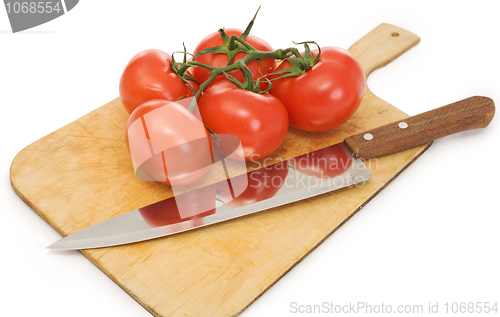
[173,48,291,108]
[192,6,262,67]
[170,43,199,95]
[265,41,322,81]
[169,6,314,102]
[223,60,273,93]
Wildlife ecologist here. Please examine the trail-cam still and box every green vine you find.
[169,6,322,113]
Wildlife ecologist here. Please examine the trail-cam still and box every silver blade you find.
[48,143,370,250]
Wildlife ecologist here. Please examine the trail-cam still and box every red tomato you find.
[126,99,212,186]
[198,80,289,161]
[139,184,216,228]
[289,143,353,178]
[217,161,289,207]
[270,47,365,132]
[119,49,199,115]
[191,28,276,86]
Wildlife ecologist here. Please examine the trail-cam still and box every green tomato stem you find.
[173,6,322,113]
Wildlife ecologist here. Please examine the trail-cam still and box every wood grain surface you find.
[11,23,429,317]
[345,96,495,159]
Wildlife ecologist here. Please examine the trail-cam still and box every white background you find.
[1,1,499,316]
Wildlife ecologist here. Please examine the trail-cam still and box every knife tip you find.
[46,239,72,250]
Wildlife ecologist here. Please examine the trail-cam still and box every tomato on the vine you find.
[191,28,276,86]
[270,46,365,132]
[198,80,289,161]
[125,99,212,186]
[119,49,199,115]
[217,160,289,207]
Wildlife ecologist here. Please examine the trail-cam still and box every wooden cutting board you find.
[11,23,429,317]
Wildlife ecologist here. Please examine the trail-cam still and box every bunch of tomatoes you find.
[120,8,365,186]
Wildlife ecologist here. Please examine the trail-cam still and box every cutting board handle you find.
[349,23,421,77]
[344,96,496,159]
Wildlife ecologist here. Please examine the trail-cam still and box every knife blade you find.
[47,96,495,250]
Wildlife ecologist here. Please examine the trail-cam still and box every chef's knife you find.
[48,96,495,250]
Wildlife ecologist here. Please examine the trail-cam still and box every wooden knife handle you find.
[344,96,495,159]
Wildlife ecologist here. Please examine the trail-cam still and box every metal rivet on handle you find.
[398,122,408,129]
[364,133,373,141]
